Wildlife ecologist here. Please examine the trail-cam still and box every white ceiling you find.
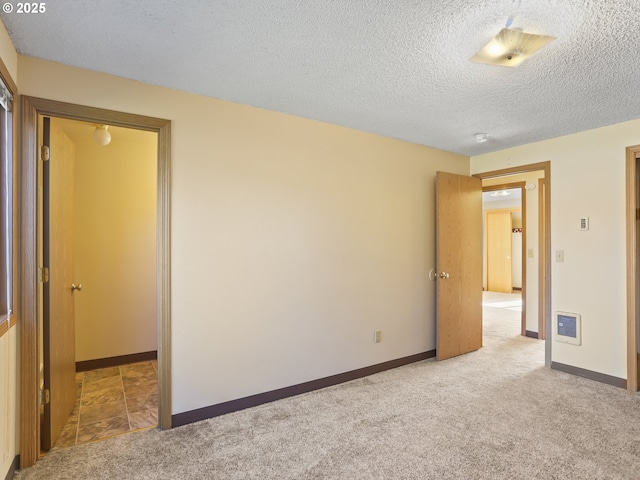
[3,0,640,156]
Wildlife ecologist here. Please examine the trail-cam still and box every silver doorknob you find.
[71,283,82,292]
[439,272,450,279]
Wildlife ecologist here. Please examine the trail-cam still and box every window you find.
[0,75,13,328]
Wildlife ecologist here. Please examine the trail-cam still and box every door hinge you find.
[40,388,50,405]
[39,266,49,283]
[40,145,50,162]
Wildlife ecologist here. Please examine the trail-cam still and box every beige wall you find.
[0,327,17,477]
[0,21,17,83]
[61,121,158,362]
[0,20,17,479]
[472,121,640,379]
[18,55,470,414]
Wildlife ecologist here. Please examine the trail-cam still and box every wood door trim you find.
[475,161,551,366]
[19,96,172,467]
[473,162,550,180]
[19,96,39,466]
[625,145,640,392]
[482,182,526,193]
[538,178,546,340]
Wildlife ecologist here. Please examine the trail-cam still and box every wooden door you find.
[486,210,513,293]
[42,117,77,451]
[436,172,482,360]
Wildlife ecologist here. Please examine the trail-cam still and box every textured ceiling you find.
[2,0,640,156]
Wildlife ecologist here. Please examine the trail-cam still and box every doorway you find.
[482,184,525,336]
[625,144,640,392]
[19,97,171,468]
[41,117,159,448]
[474,161,551,366]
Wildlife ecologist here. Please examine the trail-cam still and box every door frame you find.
[625,145,640,392]
[474,161,551,367]
[482,181,526,336]
[19,96,172,467]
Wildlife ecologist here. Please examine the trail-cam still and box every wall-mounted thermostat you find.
[580,217,589,230]
[555,311,581,346]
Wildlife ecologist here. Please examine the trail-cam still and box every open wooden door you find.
[41,116,77,451]
[435,172,483,360]
[486,210,513,293]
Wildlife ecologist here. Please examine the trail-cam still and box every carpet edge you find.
[172,350,436,427]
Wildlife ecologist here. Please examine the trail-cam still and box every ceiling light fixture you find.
[470,28,555,67]
[490,190,511,197]
[92,124,111,146]
[474,133,490,143]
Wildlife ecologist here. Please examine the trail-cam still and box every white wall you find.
[66,123,157,362]
[0,19,18,479]
[18,55,470,414]
[472,120,640,380]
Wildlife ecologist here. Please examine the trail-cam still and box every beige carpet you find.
[15,303,640,479]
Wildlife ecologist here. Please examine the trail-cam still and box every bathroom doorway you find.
[42,117,159,449]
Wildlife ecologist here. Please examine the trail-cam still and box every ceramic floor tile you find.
[67,404,80,424]
[82,375,122,395]
[54,421,78,449]
[124,381,158,399]
[122,373,156,388]
[79,399,127,426]
[77,415,130,444]
[56,361,159,448]
[126,392,158,414]
[81,386,125,407]
[128,409,158,431]
[120,361,155,378]
[83,366,120,382]
[122,374,156,392]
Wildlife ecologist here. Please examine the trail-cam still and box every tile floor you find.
[54,360,158,448]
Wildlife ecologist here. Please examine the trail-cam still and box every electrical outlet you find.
[374,330,382,343]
